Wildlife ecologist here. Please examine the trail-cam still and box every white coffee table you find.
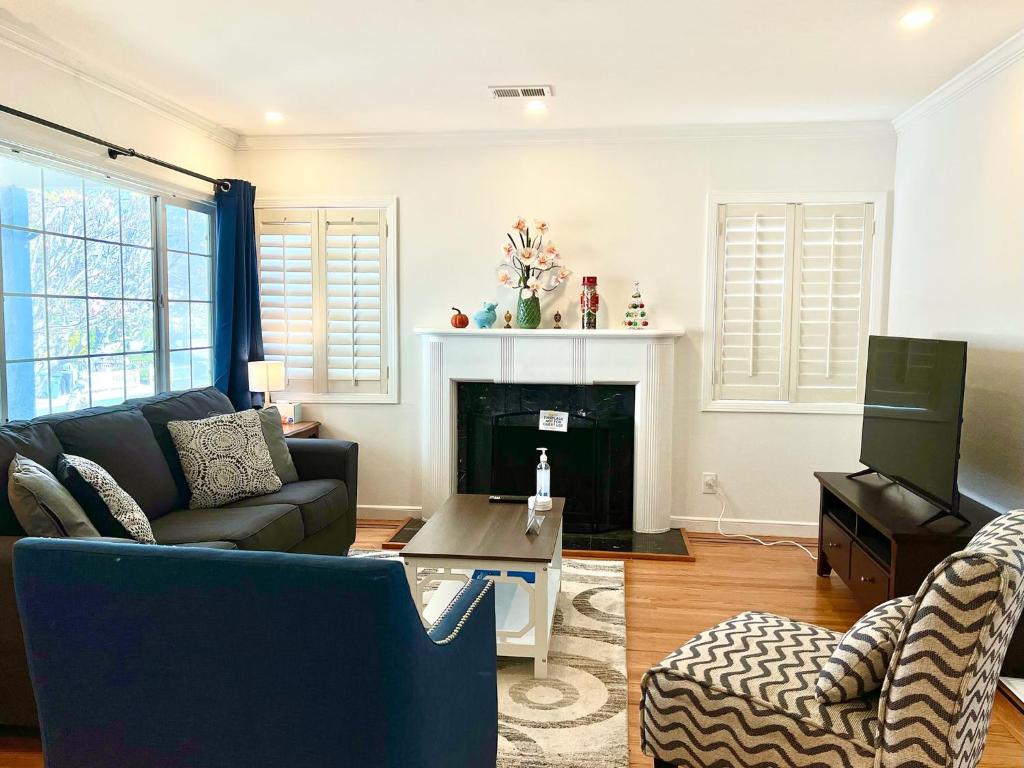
[400,494,564,678]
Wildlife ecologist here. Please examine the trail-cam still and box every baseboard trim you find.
[357,504,423,520]
[671,515,818,539]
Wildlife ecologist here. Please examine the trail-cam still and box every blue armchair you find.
[13,539,497,768]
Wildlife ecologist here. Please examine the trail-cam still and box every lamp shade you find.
[248,361,286,393]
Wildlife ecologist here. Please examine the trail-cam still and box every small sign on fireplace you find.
[539,410,569,432]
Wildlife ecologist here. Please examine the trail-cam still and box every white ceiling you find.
[3,0,1024,137]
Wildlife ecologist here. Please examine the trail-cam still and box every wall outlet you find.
[702,472,718,494]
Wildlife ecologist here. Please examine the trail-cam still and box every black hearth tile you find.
[563,528,690,557]
[386,518,425,545]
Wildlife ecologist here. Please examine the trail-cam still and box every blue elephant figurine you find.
[473,302,498,329]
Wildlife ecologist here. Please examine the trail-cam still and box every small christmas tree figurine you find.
[623,281,649,329]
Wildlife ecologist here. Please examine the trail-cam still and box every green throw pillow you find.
[8,454,100,538]
[258,407,299,485]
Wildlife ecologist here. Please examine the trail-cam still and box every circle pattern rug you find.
[349,550,627,767]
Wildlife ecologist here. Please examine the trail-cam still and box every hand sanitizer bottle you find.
[536,448,551,499]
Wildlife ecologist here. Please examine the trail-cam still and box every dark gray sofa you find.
[0,386,358,726]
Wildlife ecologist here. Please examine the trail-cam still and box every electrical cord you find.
[713,488,817,561]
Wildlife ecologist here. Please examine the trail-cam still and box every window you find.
[705,196,885,413]
[163,201,213,390]
[0,151,214,421]
[255,199,397,403]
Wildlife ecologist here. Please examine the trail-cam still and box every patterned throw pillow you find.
[815,595,914,703]
[168,410,282,509]
[59,455,156,544]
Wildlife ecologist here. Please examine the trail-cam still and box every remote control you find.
[488,495,530,504]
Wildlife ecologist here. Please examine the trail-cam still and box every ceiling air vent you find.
[488,85,554,99]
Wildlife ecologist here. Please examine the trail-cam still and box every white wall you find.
[238,129,896,533]
[890,40,1024,513]
[0,42,235,196]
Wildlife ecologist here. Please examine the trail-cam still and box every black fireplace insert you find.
[456,383,635,534]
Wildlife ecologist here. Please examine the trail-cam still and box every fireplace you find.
[416,327,684,533]
[457,383,635,533]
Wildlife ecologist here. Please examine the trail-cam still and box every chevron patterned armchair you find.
[641,510,1024,768]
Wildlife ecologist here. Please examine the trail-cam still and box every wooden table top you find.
[401,494,564,563]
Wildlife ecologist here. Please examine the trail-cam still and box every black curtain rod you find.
[0,103,231,192]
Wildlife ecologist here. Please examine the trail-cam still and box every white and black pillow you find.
[814,595,914,703]
[58,455,156,544]
[167,409,282,509]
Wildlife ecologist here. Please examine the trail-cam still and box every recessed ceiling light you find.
[900,8,935,28]
[524,100,548,114]
[264,111,284,123]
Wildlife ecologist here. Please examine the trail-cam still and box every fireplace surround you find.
[417,328,684,533]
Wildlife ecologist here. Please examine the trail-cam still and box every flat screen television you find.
[858,335,968,517]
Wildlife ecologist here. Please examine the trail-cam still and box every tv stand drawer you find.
[821,516,852,582]
[850,545,889,608]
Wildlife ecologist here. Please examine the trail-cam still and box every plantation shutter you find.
[256,208,316,388]
[323,209,387,394]
[790,203,873,403]
[713,203,795,401]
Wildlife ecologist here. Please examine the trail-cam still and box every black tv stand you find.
[815,471,1022,676]
[846,468,878,480]
[918,507,971,528]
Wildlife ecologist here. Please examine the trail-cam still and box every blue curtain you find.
[213,179,264,410]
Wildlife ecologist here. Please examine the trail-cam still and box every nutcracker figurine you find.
[580,276,599,329]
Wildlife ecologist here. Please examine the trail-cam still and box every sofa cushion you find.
[225,479,347,537]
[8,455,99,538]
[44,407,180,520]
[150,505,303,551]
[168,410,282,509]
[58,456,156,544]
[0,422,66,536]
[640,611,879,768]
[137,388,235,507]
[258,407,298,484]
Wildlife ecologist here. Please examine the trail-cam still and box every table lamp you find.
[248,360,286,406]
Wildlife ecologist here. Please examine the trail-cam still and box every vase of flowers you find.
[497,217,571,329]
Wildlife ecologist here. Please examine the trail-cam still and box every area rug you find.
[349,550,627,768]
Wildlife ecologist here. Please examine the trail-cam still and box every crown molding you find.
[893,29,1024,133]
[235,120,894,152]
[0,20,239,149]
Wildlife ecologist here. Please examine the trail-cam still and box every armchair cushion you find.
[641,611,878,768]
[876,510,1024,768]
[815,595,914,704]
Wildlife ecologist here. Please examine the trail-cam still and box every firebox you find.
[456,383,635,534]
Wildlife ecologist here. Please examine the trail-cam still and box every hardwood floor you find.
[2,523,1021,767]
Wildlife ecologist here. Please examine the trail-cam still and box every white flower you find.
[501,242,514,260]
[497,269,514,286]
[519,246,536,262]
[536,251,551,268]
[526,277,541,293]
[512,217,528,232]
[521,287,535,300]
[544,243,559,257]
[556,266,572,282]
[534,219,549,234]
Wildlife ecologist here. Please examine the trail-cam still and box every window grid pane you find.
[163,203,212,390]
[0,153,203,420]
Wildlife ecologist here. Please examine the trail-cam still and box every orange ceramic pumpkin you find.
[450,307,469,328]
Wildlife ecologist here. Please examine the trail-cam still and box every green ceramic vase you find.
[516,292,542,329]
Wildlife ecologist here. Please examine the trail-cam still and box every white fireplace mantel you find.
[416,327,686,533]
